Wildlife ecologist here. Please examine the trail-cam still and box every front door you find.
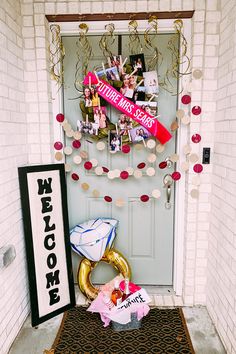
[62,30,178,285]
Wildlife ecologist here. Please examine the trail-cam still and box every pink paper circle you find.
[122,145,131,154]
[140,195,149,202]
[192,106,202,115]
[181,95,191,105]
[159,161,167,169]
[120,171,129,180]
[72,140,81,149]
[137,162,146,169]
[104,196,112,203]
[54,141,63,150]
[56,113,65,123]
[84,161,93,170]
[193,164,203,173]
[172,172,181,181]
[71,173,79,181]
[191,134,201,143]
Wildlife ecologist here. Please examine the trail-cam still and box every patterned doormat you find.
[47,306,195,354]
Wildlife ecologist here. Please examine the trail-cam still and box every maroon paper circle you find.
[56,113,65,123]
[192,106,202,115]
[122,145,131,154]
[102,166,109,173]
[172,172,181,181]
[137,162,146,169]
[84,161,93,170]
[159,161,167,169]
[181,95,191,105]
[104,196,112,203]
[191,134,201,143]
[120,171,129,180]
[193,164,203,173]
[140,195,149,202]
[54,141,63,150]
[71,173,79,181]
[72,140,81,149]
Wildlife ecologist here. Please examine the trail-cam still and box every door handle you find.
[163,174,173,209]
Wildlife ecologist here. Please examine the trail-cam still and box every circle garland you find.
[54,65,204,203]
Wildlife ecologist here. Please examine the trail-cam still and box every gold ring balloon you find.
[78,248,131,301]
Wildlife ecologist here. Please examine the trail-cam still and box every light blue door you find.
[62,32,178,285]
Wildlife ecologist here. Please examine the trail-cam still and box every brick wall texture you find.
[0,0,235,353]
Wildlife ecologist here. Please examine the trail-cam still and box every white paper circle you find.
[73,131,82,140]
[95,166,103,175]
[152,189,161,199]
[96,141,106,151]
[192,69,203,79]
[189,153,199,163]
[181,115,191,125]
[55,152,63,161]
[170,154,179,163]
[80,150,88,159]
[90,158,98,167]
[61,119,68,127]
[192,176,201,186]
[73,155,82,164]
[148,153,157,163]
[66,130,74,138]
[107,171,115,179]
[176,109,185,119]
[147,139,156,149]
[92,189,100,198]
[156,144,165,153]
[134,169,142,178]
[183,144,192,155]
[134,143,143,151]
[63,123,71,131]
[113,169,121,178]
[126,167,134,175]
[65,163,71,172]
[115,198,125,207]
[146,167,156,176]
[180,161,190,171]
[190,189,199,198]
[64,146,73,155]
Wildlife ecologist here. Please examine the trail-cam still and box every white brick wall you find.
[207,1,236,353]
[1,0,235,353]
[0,1,29,354]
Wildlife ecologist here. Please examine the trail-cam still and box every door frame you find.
[51,18,192,296]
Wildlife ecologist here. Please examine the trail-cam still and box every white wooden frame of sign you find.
[51,19,192,296]
[18,164,76,326]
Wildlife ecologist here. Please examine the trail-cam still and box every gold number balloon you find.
[78,248,131,301]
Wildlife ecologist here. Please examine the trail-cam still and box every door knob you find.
[163,174,173,209]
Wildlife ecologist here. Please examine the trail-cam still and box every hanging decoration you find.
[49,24,65,87]
[99,23,115,58]
[74,23,93,92]
[128,20,143,55]
[144,16,163,70]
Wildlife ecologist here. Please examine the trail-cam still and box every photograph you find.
[106,66,120,81]
[90,86,100,107]
[77,120,98,136]
[133,85,146,102]
[129,125,151,143]
[129,54,146,76]
[118,114,133,137]
[120,74,137,99]
[93,106,107,129]
[83,86,92,107]
[136,100,158,117]
[143,71,159,95]
[109,131,122,153]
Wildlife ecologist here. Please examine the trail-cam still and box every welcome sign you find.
[18,164,75,326]
[84,73,172,145]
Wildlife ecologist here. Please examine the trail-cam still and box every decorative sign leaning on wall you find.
[18,164,75,326]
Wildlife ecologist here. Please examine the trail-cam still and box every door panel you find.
[62,32,178,285]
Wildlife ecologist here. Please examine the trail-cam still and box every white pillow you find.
[70,218,118,261]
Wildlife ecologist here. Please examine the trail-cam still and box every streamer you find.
[49,24,65,87]
[128,20,142,55]
[99,23,115,58]
[144,16,163,70]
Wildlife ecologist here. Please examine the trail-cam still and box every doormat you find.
[47,306,195,354]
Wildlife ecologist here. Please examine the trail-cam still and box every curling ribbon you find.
[84,72,172,145]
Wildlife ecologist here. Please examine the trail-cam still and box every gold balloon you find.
[77,248,131,301]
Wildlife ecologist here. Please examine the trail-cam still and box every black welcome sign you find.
[18,164,75,326]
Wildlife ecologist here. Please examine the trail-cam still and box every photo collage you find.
[78,54,159,152]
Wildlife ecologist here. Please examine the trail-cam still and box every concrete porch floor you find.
[9,288,226,354]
